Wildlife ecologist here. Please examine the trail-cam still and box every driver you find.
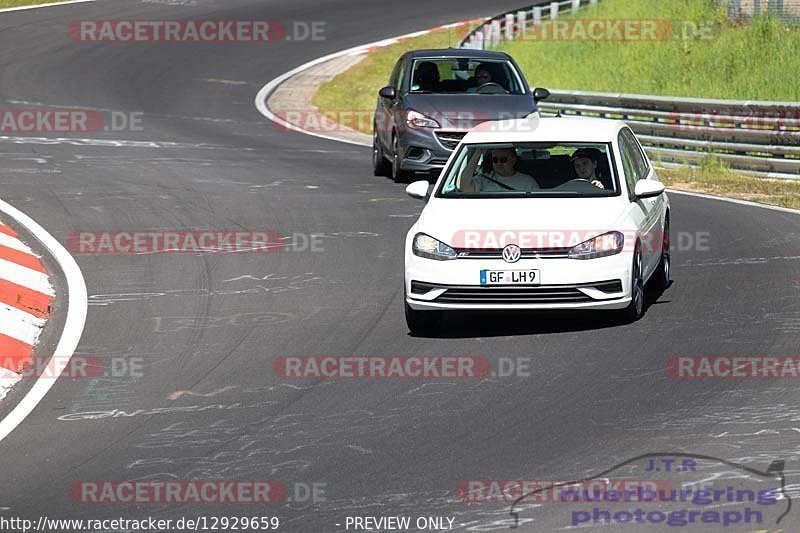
[571,148,606,189]
[467,64,493,92]
[462,148,540,192]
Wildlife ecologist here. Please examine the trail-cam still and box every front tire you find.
[405,301,443,335]
[620,245,645,323]
[652,217,671,291]
[372,127,390,177]
[391,135,409,183]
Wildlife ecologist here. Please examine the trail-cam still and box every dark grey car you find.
[372,48,549,182]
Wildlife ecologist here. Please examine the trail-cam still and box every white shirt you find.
[473,171,540,192]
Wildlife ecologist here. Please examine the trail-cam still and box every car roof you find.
[407,48,512,60]
[462,117,628,144]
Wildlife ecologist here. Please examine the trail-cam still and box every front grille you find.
[435,131,467,151]
[454,248,571,259]
[410,280,624,304]
[437,286,592,304]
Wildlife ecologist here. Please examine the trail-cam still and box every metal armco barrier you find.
[459,1,800,179]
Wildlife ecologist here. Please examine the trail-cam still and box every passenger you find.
[413,61,441,92]
[570,148,606,189]
[463,148,540,192]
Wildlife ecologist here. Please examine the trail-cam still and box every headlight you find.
[406,110,441,129]
[568,231,624,260]
[413,233,456,260]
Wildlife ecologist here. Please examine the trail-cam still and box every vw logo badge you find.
[502,244,521,263]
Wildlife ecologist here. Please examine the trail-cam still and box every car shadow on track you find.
[413,281,673,339]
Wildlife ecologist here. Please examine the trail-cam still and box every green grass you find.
[658,156,800,210]
[0,0,71,7]
[498,0,800,101]
[312,25,469,135]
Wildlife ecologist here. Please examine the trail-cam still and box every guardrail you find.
[724,0,800,25]
[461,0,596,49]
[459,1,800,179]
[540,90,800,178]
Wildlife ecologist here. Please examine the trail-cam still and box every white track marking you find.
[0,305,46,345]
[0,0,99,14]
[0,371,21,400]
[0,232,34,254]
[254,21,480,147]
[0,257,54,295]
[666,188,800,216]
[0,135,240,150]
[254,46,379,147]
[0,368,19,379]
[0,198,87,443]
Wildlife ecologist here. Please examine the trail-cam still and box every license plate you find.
[480,269,540,285]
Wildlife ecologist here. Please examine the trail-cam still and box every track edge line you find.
[0,198,88,442]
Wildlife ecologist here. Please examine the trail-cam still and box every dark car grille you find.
[410,280,623,304]
[435,131,467,151]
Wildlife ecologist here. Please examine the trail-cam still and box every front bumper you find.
[405,253,633,311]
[397,128,462,175]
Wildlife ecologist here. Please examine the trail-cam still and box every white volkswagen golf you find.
[403,117,670,334]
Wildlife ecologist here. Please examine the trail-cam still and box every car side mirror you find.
[634,180,665,199]
[379,86,397,100]
[405,180,430,200]
[533,87,550,102]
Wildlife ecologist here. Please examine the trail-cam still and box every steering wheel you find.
[552,178,599,191]
[475,82,509,94]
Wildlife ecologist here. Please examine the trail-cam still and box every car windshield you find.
[409,58,526,95]
[436,142,620,198]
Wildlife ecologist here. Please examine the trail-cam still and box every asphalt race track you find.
[1,1,799,531]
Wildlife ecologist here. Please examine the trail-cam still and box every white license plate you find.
[480,269,540,286]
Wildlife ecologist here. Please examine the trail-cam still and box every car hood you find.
[403,93,536,129]
[418,198,631,248]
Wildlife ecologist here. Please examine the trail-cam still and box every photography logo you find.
[508,453,790,530]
